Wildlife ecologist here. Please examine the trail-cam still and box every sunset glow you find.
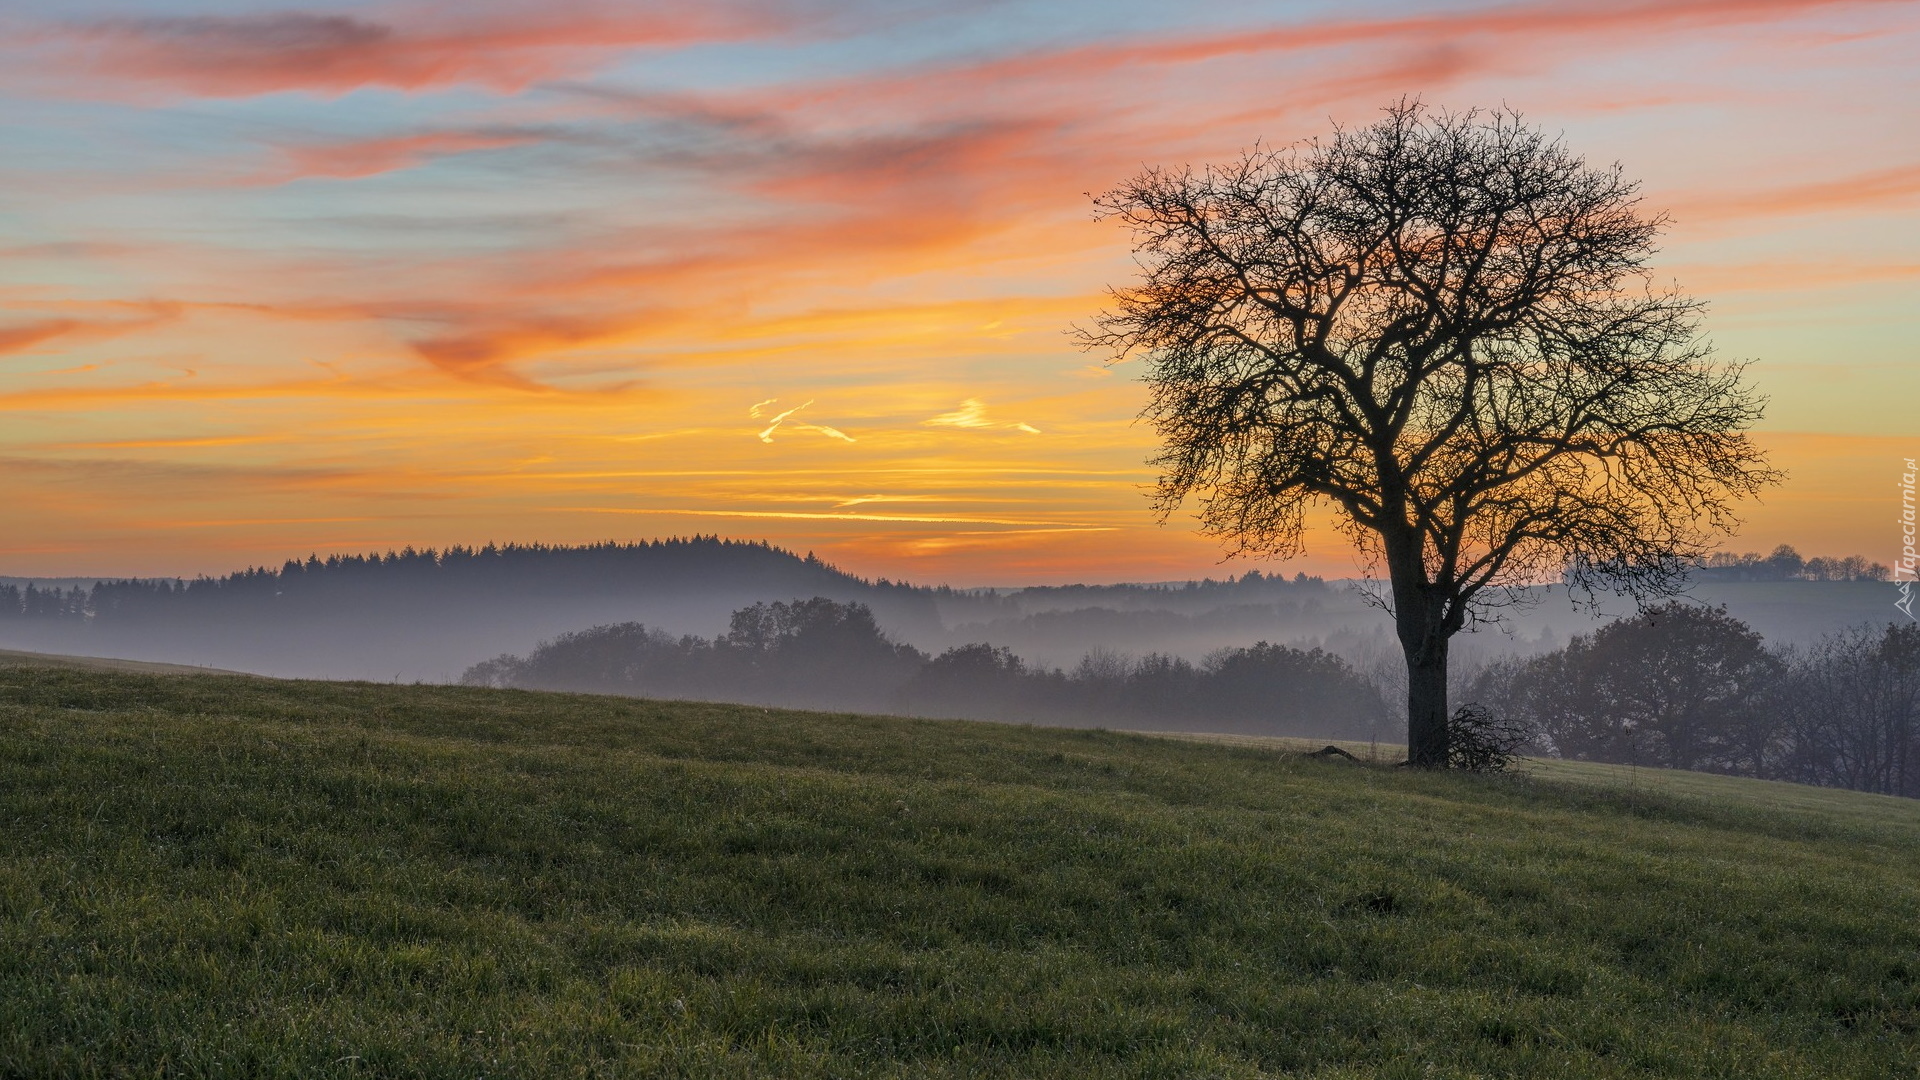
[3,0,1915,583]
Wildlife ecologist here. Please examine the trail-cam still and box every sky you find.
[0,0,1915,585]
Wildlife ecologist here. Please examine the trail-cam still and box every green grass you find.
[1150,731,1920,834]
[1,658,1917,1078]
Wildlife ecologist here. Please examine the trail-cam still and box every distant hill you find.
[0,538,938,681]
[0,537,1902,682]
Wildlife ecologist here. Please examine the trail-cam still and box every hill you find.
[5,540,1894,686]
[0,538,937,682]
[2,658,1914,1077]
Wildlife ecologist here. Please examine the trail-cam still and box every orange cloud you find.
[261,130,543,183]
[406,312,627,386]
[378,188,1057,382]
[40,435,277,452]
[0,319,88,356]
[580,507,1100,528]
[0,304,181,357]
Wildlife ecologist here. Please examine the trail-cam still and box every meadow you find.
[1,654,1916,1078]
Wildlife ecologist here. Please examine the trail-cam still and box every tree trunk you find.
[1404,635,1450,768]
[1385,533,1454,768]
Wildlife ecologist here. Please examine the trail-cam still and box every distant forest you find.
[0,537,1359,681]
[0,538,894,624]
[1470,607,1918,799]
[0,538,938,680]
[461,597,1391,740]
[0,537,1334,630]
[465,596,1920,798]
[2,539,1884,628]
[0,537,1904,761]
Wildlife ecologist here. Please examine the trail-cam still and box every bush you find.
[1446,704,1534,772]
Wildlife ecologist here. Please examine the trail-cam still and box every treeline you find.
[462,597,1389,738]
[925,569,1333,623]
[0,585,89,621]
[1688,545,1889,583]
[0,537,886,625]
[1469,604,1919,798]
[0,537,947,681]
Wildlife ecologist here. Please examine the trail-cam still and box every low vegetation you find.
[463,598,1387,738]
[3,657,1917,1077]
[1473,607,1920,797]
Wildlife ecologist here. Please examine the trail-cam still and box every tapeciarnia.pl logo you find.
[1899,457,1917,621]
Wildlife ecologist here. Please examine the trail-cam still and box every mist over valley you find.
[1,537,1895,732]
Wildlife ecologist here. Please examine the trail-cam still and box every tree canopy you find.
[1084,101,1778,765]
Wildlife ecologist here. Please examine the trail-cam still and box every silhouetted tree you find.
[1083,100,1777,766]
[720,598,925,709]
[491,622,710,696]
[901,643,1033,718]
[1200,642,1382,734]
[1764,544,1806,581]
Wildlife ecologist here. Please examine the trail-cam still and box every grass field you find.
[2,656,1917,1078]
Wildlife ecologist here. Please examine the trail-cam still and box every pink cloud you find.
[1674,163,1920,222]
[975,0,1906,82]
[771,0,1907,131]
[20,0,1906,392]
[750,119,1066,209]
[1666,260,1920,292]
[34,5,786,98]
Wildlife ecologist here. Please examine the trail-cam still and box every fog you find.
[916,577,1895,673]
[0,542,940,683]
[0,540,1898,689]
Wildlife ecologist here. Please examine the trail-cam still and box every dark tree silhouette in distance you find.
[1486,602,1783,774]
[1081,101,1778,766]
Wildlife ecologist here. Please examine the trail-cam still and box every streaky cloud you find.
[27,4,794,98]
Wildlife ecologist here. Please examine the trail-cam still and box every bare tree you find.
[1081,101,1778,766]
[1778,623,1920,797]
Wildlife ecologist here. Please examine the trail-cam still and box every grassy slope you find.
[1151,731,1920,832]
[0,647,248,677]
[1,660,1916,1079]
